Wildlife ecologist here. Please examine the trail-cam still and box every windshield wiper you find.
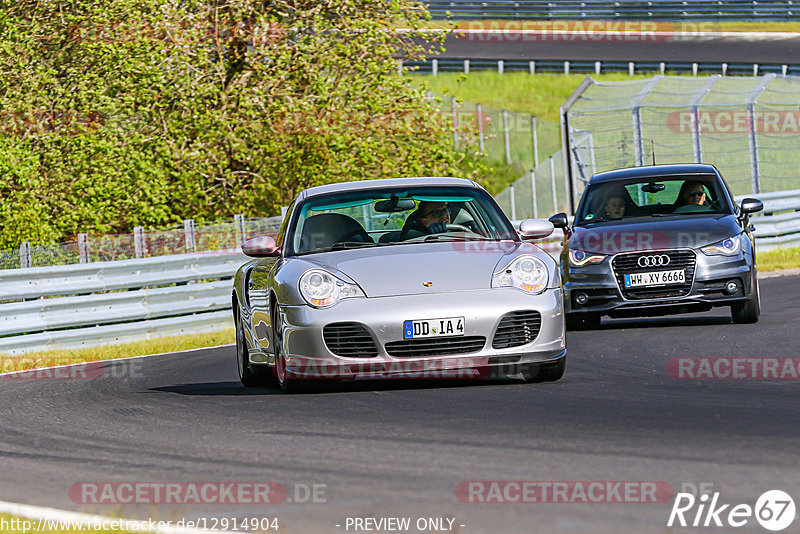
[423,234,494,242]
[329,241,382,250]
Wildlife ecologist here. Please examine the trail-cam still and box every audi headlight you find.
[492,255,549,294]
[569,248,606,267]
[299,269,365,308]
[701,236,741,256]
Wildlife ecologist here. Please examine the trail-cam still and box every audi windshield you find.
[576,175,735,226]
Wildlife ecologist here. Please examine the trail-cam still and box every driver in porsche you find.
[400,201,451,240]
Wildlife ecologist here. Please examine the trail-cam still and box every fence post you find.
[451,96,459,149]
[550,156,558,214]
[746,74,775,194]
[133,227,145,258]
[184,219,196,253]
[19,242,31,269]
[234,214,246,246]
[531,116,539,168]
[530,170,538,219]
[509,183,517,221]
[476,103,485,154]
[78,233,90,264]
[502,109,511,165]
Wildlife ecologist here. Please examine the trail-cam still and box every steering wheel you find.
[445,223,472,232]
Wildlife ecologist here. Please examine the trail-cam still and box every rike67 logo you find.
[668,490,796,531]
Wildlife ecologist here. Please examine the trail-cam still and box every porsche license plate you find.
[403,317,465,339]
[624,269,685,287]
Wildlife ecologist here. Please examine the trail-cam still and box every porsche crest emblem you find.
[422,281,433,287]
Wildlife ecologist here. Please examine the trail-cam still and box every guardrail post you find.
[498,60,504,74]
[451,96,459,149]
[564,61,570,75]
[397,60,403,76]
[531,116,539,168]
[529,61,535,75]
[19,242,30,269]
[509,183,517,221]
[530,169,538,219]
[78,233,90,264]
[595,61,601,75]
[502,109,511,165]
[660,62,666,75]
[234,214,246,245]
[464,59,470,74]
[628,62,635,76]
[722,63,728,76]
[184,219,196,253]
[431,59,438,76]
[133,227,145,258]
[476,103,485,154]
[550,156,558,214]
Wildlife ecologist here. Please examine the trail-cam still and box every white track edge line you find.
[0,343,234,378]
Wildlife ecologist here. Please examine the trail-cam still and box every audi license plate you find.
[625,269,685,288]
[403,317,464,339]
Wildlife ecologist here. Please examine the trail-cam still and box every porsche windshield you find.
[287,186,517,256]
[576,174,734,226]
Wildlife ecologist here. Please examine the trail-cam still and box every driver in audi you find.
[400,201,451,240]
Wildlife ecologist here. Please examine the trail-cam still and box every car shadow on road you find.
[150,378,532,396]
[592,315,732,331]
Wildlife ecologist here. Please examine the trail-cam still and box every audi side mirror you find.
[740,198,763,215]
[242,236,280,257]
[548,213,569,229]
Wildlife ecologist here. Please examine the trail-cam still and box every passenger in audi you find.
[603,192,627,220]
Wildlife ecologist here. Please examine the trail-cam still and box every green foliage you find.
[0,0,482,248]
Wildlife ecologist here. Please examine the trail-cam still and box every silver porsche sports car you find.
[232,177,566,392]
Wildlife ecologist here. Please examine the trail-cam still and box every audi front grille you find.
[611,250,696,300]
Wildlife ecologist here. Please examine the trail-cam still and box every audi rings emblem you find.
[638,254,671,267]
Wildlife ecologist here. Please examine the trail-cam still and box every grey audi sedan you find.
[550,164,763,329]
[232,177,566,392]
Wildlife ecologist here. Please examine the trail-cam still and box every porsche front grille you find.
[492,311,542,349]
[384,336,486,357]
[323,323,378,358]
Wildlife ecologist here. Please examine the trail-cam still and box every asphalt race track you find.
[436,34,800,63]
[1,273,799,533]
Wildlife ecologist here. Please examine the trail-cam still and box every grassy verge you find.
[0,329,234,373]
[0,514,132,533]
[758,246,800,271]
[420,71,653,122]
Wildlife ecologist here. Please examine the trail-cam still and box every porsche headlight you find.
[299,269,364,308]
[492,255,549,294]
[569,248,606,267]
[701,236,741,256]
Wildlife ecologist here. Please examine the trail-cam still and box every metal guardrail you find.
[0,252,247,355]
[425,1,800,21]
[736,189,800,249]
[410,58,800,77]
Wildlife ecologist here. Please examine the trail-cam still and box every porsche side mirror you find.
[242,236,280,257]
[548,213,569,229]
[740,198,763,215]
[519,219,554,239]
